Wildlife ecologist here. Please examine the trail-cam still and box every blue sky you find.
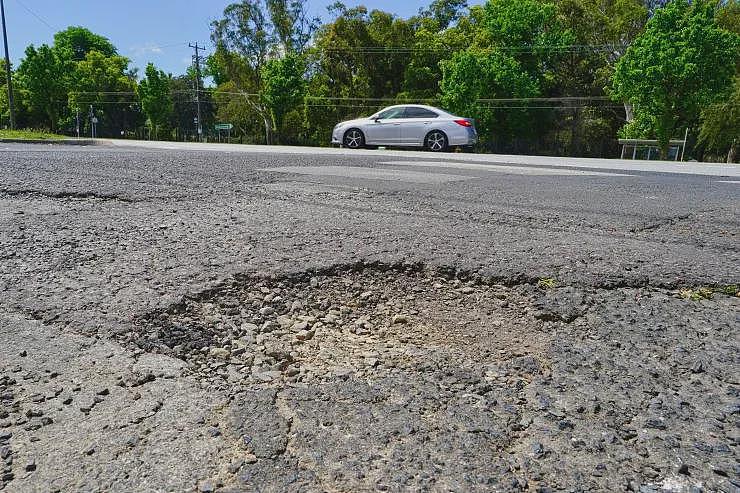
[4,0,482,76]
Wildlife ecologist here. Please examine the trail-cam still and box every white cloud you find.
[130,43,164,56]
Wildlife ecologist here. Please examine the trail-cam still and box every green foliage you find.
[611,0,740,157]
[439,0,574,149]
[266,0,320,52]
[139,64,173,138]
[419,0,468,29]
[0,129,65,140]
[537,277,557,289]
[680,284,739,301]
[699,76,740,160]
[68,51,138,135]
[17,45,68,131]
[261,53,307,135]
[53,26,117,62]
[440,49,539,144]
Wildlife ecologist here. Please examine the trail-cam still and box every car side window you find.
[405,107,439,119]
[377,108,405,120]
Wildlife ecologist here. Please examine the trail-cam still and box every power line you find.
[13,0,54,31]
[318,44,628,54]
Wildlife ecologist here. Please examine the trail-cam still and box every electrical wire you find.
[13,0,55,31]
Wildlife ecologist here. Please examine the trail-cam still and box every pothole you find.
[122,264,555,389]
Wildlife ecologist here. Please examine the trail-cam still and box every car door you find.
[400,107,440,145]
[364,107,404,144]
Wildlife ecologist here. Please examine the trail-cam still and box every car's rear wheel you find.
[343,128,365,149]
[425,130,448,152]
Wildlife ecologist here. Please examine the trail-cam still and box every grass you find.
[537,277,557,290]
[0,129,67,140]
[680,284,739,301]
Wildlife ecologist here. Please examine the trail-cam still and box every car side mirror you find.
[374,118,381,123]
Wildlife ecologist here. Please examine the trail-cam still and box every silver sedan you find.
[331,105,478,152]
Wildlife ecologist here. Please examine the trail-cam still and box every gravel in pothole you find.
[124,266,551,389]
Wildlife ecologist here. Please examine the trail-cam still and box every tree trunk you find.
[263,116,272,145]
[729,139,737,163]
[624,103,634,122]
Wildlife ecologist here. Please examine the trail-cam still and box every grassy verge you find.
[0,129,67,140]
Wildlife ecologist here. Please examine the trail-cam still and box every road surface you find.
[0,142,738,492]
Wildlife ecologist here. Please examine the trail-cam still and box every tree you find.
[267,0,320,53]
[53,26,117,62]
[611,0,739,157]
[419,0,468,29]
[211,0,318,143]
[439,0,575,152]
[0,59,10,127]
[16,45,68,130]
[68,51,138,137]
[139,63,173,139]
[261,52,306,140]
[440,50,540,147]
[699,76,740,162]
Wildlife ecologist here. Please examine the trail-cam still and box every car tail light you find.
[454,119,473,127]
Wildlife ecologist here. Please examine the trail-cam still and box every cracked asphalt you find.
[0,142,738,492]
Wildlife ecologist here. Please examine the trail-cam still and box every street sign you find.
[215,123,233,130]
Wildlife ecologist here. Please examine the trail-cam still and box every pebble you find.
[259,306,275,316]
[209,347,230,359]
[199,480,215,493]
[228,460,244,474]
[392,315,408,325]
[295,329,315,341]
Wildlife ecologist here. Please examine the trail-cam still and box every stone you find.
[228,460,244,474]
[259,306,275,316]
[199,480,215,493]
[25,459,35,472]
[392,315,409,325]
[241,322,259,333]
[209,347,230,360]
[295,329,315,341]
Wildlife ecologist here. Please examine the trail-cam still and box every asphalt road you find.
[0,142,738,493]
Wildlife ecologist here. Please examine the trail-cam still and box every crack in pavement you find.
[0,189,136,203]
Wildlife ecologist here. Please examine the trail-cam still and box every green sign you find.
[215,123,233,130]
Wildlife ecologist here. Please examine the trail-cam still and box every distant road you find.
[106,139,740,178]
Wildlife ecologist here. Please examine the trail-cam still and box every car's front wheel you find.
[425,130,448,152]
[343,128,365,149]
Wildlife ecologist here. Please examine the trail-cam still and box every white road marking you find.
[379,160,632,177]
[716,180,740,184]
[262,166,474,184]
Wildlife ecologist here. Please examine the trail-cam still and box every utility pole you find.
[189,42,205,142]
[88,105,97,139]
[1,0,16,129]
